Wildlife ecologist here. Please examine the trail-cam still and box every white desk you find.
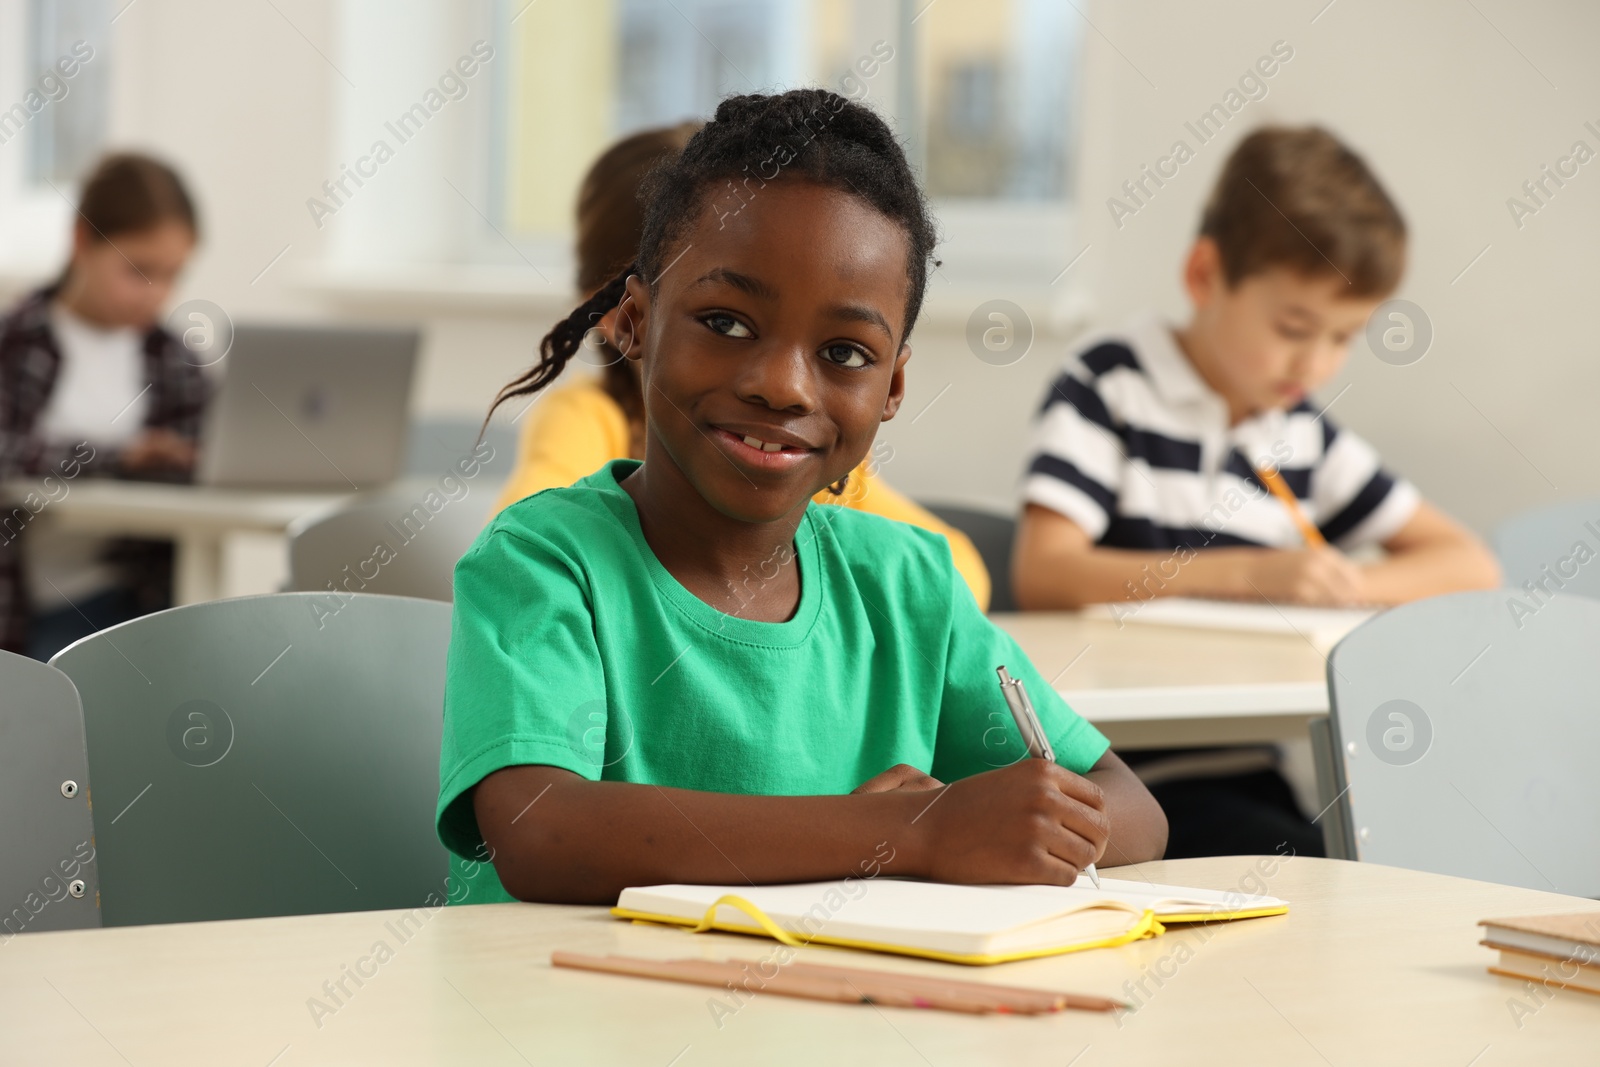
[993,612,1330,748]
[6,480,350,604]
[2,857,1591,1063]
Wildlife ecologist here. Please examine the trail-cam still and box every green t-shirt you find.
[437,460,1109,903]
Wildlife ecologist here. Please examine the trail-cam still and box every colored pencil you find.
[550,951,1124,1015]
[1256,465,1327,548]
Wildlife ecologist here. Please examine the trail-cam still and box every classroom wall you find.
[5,0,1596,533]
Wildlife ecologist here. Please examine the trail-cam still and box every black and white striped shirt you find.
[1023,315,1418,551]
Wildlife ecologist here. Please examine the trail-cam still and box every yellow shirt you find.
[492,381,992,610]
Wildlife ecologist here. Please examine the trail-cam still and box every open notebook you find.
[1084,597,1377,652]
[614,876,1288,966]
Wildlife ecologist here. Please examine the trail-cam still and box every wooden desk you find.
[2,857,1591,1063]
[5,480,350,604]
[993,612,1330,748]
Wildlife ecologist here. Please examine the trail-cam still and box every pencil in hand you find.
[1255,464,1326,548]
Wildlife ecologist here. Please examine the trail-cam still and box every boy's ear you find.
[611,275,652,361]
[1182,236,1226,309]
[879,343,912,422]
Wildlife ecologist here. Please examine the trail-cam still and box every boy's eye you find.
[1275,323,1313,341]
[702,313,753,339]
[821,342,869,369]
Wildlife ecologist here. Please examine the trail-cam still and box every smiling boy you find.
[1014,126,1499,611]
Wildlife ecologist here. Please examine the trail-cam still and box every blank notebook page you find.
[1082,598,1376,651]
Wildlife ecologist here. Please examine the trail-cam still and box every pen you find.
[996,665,1101,889]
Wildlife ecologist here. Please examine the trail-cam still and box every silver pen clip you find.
[996,665,1054,762]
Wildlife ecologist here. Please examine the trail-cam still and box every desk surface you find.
[4,479,360,604]
[6,478,351,535]
[2,857,1591,1064]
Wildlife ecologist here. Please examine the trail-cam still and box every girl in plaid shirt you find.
[0,153,208,658]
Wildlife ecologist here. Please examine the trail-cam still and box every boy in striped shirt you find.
[1016,127,1498,612]
[1014,127,1499,857]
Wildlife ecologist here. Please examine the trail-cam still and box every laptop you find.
[196,324,419,490]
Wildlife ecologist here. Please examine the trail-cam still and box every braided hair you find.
[486,88,938,424]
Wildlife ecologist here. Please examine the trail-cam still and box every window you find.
[324,0,1080,293]
[491,0,1080,288]
[27,0,112,184]
[0,0,113,274]
[614,0,800,132]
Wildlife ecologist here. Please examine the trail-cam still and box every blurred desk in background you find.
[991,612,1329,749]
[8,480,351,605]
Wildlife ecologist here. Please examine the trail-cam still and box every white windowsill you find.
[295,261,1094,338]
[293,262,577,317]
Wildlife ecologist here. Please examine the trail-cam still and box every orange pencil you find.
[779,960,1121,1014]
[1256,465,1326,548]
[550,952,1125,1015]
[552,952,994,1013]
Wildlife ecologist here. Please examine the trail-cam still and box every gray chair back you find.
[0,650,101,934]
[50,593,452,926]
[405,417,516,481]
[286,488,488,601]
[1491,497,1600,595]
[1324,589,1600,896]
[922,503,1016,612]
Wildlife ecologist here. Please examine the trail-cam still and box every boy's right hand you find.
[1241,547,1364,606]
[910,759,1108,885]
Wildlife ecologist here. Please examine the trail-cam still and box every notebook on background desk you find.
[1084,597,1378,652]
[614,876,1289,966]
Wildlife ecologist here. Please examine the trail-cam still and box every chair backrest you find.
[922,503,1017,613]
[0,650,101,935]
[51,593,452,926]
[1491,496,1600,595]
[1325,589,1600,896]
[286,488,488,601]
[404,417,517,482]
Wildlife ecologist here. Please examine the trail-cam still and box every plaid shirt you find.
[0,286,209,654]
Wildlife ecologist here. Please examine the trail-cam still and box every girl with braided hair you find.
[489,122,992,606]
[438,90,1165,904]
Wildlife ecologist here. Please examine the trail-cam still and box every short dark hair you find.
[488,89,938,423]
[1200,126,1405,297]
[76,152,199,241]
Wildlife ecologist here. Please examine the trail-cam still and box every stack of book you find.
[1480,912,1600,994]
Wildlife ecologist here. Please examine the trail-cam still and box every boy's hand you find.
[852,764,944,794]
[910,759,1108,885]
[1242,547,1365,606]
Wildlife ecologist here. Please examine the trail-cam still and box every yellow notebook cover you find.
[613,876,1288,966]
